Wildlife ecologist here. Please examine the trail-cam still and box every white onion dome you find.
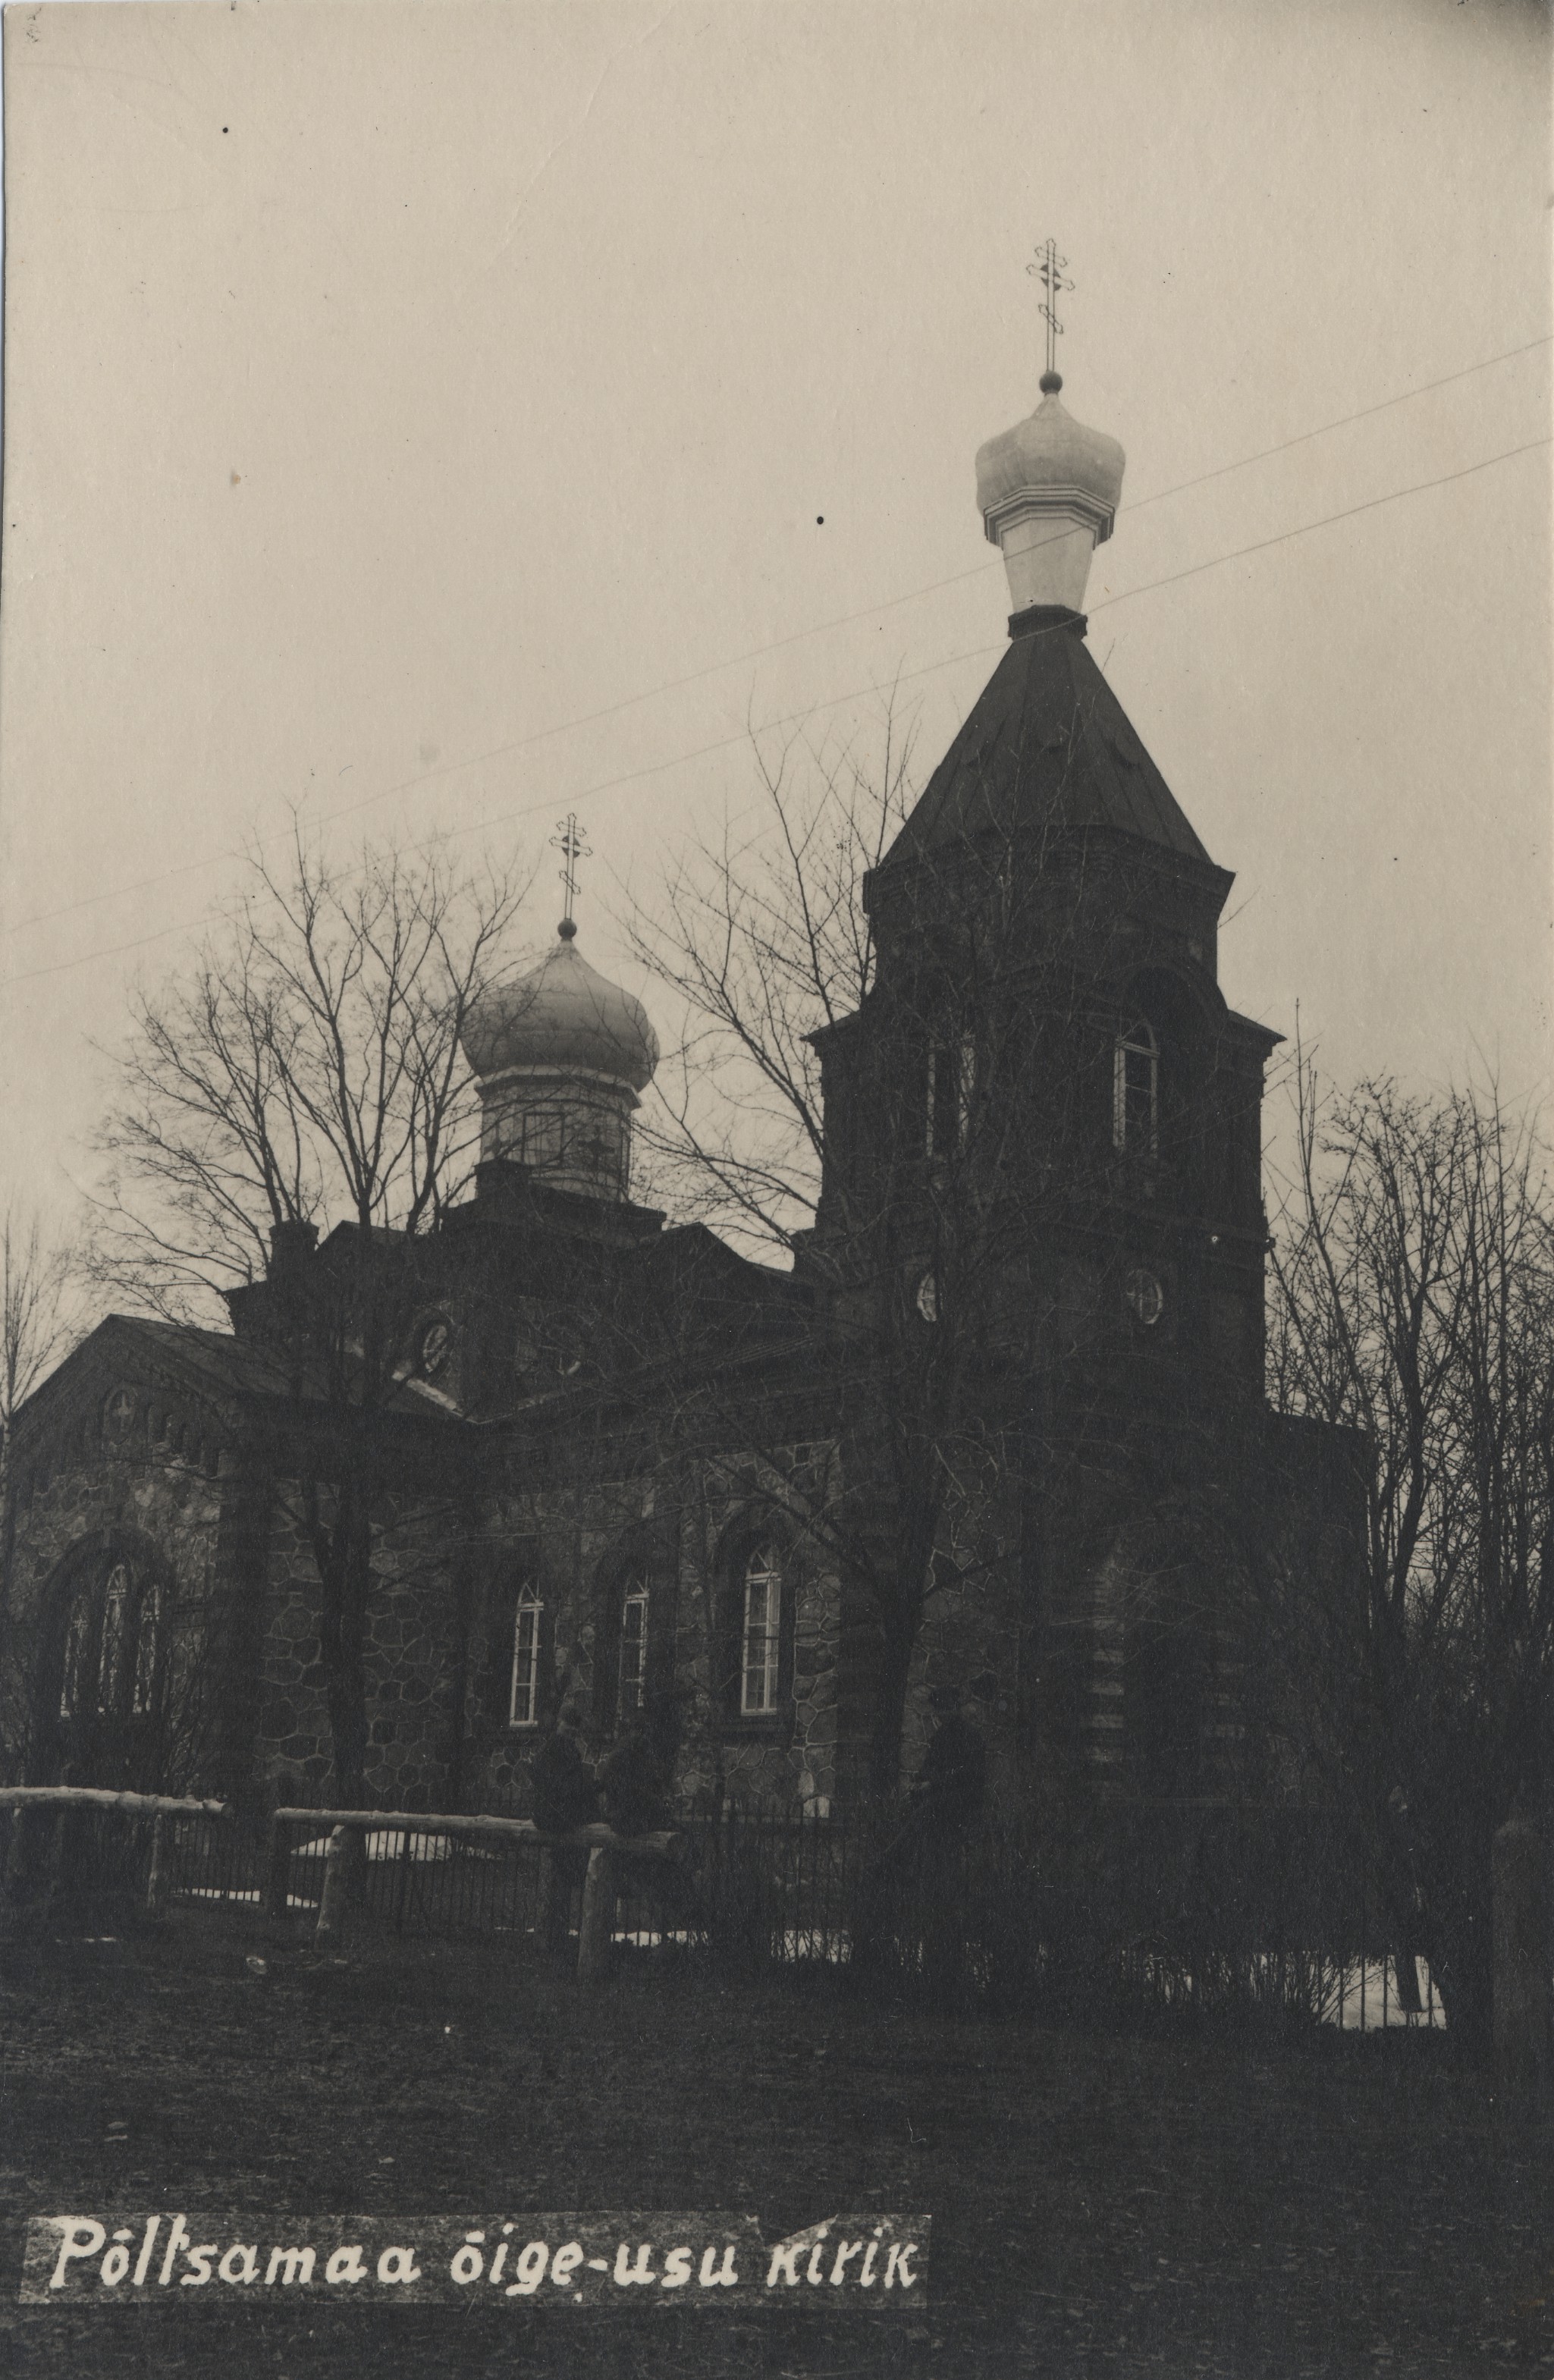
[461,923,660,1092]
[975,373,1126,616]
[976,381,1125,533]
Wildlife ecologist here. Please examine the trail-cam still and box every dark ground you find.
[2,1906,1553,2379]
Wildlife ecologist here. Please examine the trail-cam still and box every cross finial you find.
[550,812,592,937]
[1025,238,1073,390]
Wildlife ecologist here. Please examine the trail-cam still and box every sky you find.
[0,0,1549,1237]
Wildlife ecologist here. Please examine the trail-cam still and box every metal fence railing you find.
[2,1789,1448,2030]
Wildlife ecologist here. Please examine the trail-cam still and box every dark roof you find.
[28,1313,448,1426]
[97,1314,293,1401]
[878,620,1215,874]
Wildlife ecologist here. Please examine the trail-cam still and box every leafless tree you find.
[0,1205,89,1769]
[89,824,532,1802]
[0,1207,84,1554]
[617,705,1121,1794]
[1264,1062,1554,2049]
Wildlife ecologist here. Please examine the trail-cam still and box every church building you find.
[1,342,1343,1833]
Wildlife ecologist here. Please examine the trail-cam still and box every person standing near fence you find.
[532,1703,598,1954]
[912,1688,987,2010]
[601,1697,693,1934]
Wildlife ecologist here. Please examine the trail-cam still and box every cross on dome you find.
[1026,237,1073,392]
[550,812,592,940]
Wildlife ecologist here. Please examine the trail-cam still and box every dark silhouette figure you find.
[601,1703,678,1839]
[532,1704,597,1952]
[532,1704,599,1835]
[601,1698,695,1935]
[912,1697,987,1835]
[911,1690,987,2008]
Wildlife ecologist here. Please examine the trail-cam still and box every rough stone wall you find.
[3,1434,224,1785]
[459,1443,846,1818]
[253,1485,466,1809]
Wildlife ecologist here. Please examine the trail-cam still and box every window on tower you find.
[1113,1020,1158,1156]
[925,1030,977,1159]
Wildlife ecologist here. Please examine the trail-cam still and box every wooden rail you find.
[268,1807,676,1980]
[1,1789,673,1980]
[0,1787,230,1816]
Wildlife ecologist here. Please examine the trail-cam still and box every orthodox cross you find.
[1026,238,1073,385]
[550,812,592,925]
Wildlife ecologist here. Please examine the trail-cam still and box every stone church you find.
[1,356,1345,1829]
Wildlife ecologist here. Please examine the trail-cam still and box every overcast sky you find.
[1,0,1549,1236]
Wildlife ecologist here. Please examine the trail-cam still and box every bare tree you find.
[0,1207,83,1545]
[89,825,532,1803]
[617,705,1124,1794]
[0,1204,89,1766]
[1264,1063,1554,2049]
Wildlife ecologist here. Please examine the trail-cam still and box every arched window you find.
[58,1597,92,1719]
[55,1556,161,1723]
[740,1545,783,1716]
[1113,1019,1158,1155]
[132,1584,161,1715]
[509,1588,544,1728]
[617,1574,649,1721]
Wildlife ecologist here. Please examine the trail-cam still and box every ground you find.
[2,1908,1553,2378]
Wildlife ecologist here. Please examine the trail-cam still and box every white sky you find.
[0,0,1549,1230]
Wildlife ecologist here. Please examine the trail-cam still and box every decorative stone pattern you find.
[2,1384,225,1785]
[253,1486,466,1808]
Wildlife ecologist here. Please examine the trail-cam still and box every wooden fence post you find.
[576,1845,614,1986]
[262,1813,293,1922]
[143,1813,170,1917]
[1493,1809,1552,2114]
[314,1825,350,1947]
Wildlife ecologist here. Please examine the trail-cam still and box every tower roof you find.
[877,616,1217,877]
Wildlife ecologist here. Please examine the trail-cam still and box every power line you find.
[10,333,1548,941]
[5,428,1546,994]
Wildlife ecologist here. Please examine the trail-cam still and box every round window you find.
[1123,1270,1164,1328]
[416,1317,453,1379]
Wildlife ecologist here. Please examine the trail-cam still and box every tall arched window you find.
[509,1587,544,1728]
[740,1545,783,1716]
[53,1553,162,1729]
[617,1574,649,1721]
[1113,1019,1158,1155]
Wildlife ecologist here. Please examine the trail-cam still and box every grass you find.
[1,1901,1551,2378]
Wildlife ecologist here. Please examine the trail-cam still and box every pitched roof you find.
[878,619,1216,875]
[20,1312,453,1431]
[96,1314,293,1402]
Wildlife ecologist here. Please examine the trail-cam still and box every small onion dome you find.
[975,385,1126,548]
[460,922,660,1092]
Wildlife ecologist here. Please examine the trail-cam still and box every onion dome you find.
[461,922,659,1091]
[975,373,1125,618]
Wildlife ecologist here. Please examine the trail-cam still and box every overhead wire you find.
[2,419,1549,992]
[8,331,1548,944]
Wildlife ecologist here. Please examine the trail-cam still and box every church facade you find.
[0,358,1348,1831]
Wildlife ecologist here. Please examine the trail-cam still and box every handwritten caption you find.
[20,2212,928,2309]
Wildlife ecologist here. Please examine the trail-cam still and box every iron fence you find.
[6,1791,1446,2030]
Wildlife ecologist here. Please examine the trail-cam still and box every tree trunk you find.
[312,1473,374,1809]
[868,1603,918,1799]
